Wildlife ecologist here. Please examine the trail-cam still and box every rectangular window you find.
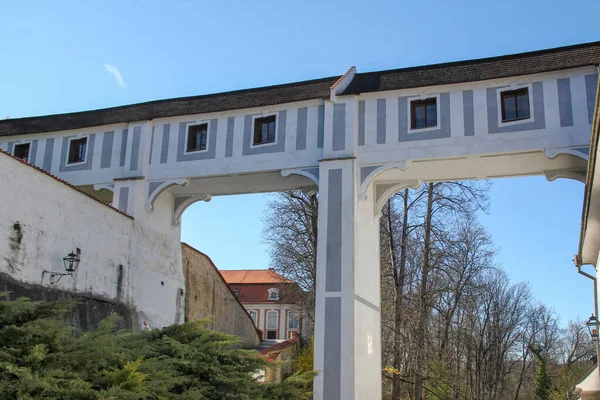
[501,88,530,122]
[266,310,278,339]
[13,143,30,161]
[186,124,208,152]
[288,312,299,330]
[410,98,437,129]
[253,115,276,145]
[68,137,87,164]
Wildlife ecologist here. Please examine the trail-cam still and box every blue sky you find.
[2,0,599,324]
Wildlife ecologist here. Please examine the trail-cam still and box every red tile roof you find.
[219,269,293,284]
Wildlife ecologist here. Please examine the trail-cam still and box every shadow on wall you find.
[0,271,136,332]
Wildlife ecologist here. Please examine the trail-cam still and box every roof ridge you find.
[352,40,600,78]
[0,149,133,220]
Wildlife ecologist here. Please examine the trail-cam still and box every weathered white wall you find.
[0,151,185,330]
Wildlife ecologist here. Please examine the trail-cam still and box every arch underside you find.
[362,149,588,215]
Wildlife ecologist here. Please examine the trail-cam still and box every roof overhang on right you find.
[579,67,600,266]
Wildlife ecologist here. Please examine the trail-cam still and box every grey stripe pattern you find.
[119,129,128,167]
[101,131,114,169]
[585,74,598,124]
[463,90,475,136]
[59,134,95,172]
[225,117,235,158]
[557,78,573,127]
[148,126,155,165]
[324,297,341,400]
[296,107,308,150]
[332,104,346,151]
[177,119,218,161]
[487,82,545,133]
[118,187,129,214]
[355,294,381,312]
[43,138,54,171]
[160,124,170,164]
[29,140,38,165]
[398,93,451,141]
[326,169,342,292]
[242,111,287,155]
[317,104,325,148]
[360,165,382,185]
[7,142,13,154]
[358,100,365,146]
[130,126,141,171]
[148,181,165,197]
[377,98,386,144]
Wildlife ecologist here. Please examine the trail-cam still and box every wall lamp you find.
[43,248,81,284]
[587,314,599,343]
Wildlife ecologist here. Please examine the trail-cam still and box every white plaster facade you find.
[0,42,598,400]
[0,151,186,330]
[245,304,300,340]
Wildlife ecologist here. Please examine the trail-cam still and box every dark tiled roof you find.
[0,77,338,136]
[342,41,600,95]
[2,41,600,137]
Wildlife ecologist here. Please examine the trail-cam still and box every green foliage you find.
[0,295,313,399]
[292,337,314,374]
[534,356,552,400]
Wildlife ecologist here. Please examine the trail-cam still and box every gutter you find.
[577,66,600,266]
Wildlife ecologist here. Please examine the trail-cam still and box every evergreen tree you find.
[0,294,314,399]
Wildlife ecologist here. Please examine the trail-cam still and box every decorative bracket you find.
[358,161,409,202]
[543,170,586,183]
[146,178,190,212]
[93,183,115,192]
[544,147,589,161]
[374,180,422,216]
[172,194,212,226]
[281,167,320,187]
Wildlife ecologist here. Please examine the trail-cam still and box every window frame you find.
[497,83,534,127]
[184,122,210,154]
[266,310,279,339]
[287,311,299,330]
[66,136,89,166]
[408,94,440,133]
[13,142,31,161]
[248,310,258,326]
[251,114,278,147]
[267,288,279,301]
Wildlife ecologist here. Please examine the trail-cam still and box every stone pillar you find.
[313,158,382,400]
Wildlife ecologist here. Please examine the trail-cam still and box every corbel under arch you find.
[93,183,115,192]
[172,195,212,226]
[146,178,190,212]
[358,161,409,201]
[373,180,422,217]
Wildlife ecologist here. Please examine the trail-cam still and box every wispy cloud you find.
[103,64,126,88]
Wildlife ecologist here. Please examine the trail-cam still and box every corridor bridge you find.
[1,41,599,400]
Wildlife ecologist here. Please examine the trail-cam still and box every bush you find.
[0,294,313,399]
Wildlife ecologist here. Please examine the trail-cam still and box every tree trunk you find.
[414,183,434,400]
[391,190,409,399]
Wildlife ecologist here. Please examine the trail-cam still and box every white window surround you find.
[12,140,32,154]
[266,310,278,330]
[250,113,279,149]
[407,93,441,134]
[496,83,535,127]
[65,135,90,167]
[183,121,211,155]
[267,288,279,300]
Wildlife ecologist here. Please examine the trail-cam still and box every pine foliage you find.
[0,295,313,399]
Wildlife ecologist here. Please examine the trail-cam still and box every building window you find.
[288,311,299,330]
[13,143,30,161]
[410,97,437,129]
[186,123,208,152]
[266,310,278,340]
[501,88,530,122]
[267,288,279,301]
[68,137,87,164]
[253,115,276,145]
[248,310,257,325]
